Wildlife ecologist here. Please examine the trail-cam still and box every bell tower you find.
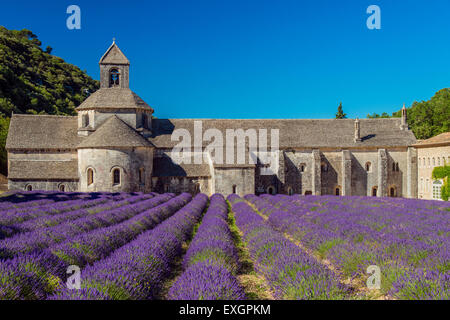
[99,39,130,89]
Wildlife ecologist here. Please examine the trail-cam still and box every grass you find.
[227,201,274,300]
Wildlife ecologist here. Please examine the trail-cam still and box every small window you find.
[372,187,377,197]
[142,114,148,129]
[59,185,65,192]
[321,162,328,172]
[390,187,396,197]
[112,168,121,185]
[304,190,312,196]
[139,168,145,184]
[110,68,120,87]
[432,158,435,167]
[267,186,276,195]
[232,185,237,194]
[396,163,399,172]
[26,185,32,191]
[82,114,89,127]
[437,158,440,166]
[335,187,341,196]
[299,164,306,173]
[365,162,372,172]
[287,187,294,195]
[432,180,443,200]
[428,158,430,167]
[87,168,94,186]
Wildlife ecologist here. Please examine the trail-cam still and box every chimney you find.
[400,103,408,130]
[354,118,362,142]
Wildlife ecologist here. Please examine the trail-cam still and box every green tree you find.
[335,102,347,119]
[432,165,450,201]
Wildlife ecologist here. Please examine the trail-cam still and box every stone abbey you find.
[6,41,420,198]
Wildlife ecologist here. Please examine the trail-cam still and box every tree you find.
[432,165,450,201]
[45,46,53,54]
[335,102,347,119]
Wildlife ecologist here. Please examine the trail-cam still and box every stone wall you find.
[214,167,255,196]
[8,180,78,192]
[78,147,153,192]
[417,145,450,199]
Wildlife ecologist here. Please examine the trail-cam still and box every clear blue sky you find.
[1,0,449,119]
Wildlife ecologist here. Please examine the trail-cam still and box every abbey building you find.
[6,42,419,197]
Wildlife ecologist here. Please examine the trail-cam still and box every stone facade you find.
[415,133,450,200]
[6,42,422,198]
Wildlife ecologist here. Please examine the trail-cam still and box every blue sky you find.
[1,0,449,119]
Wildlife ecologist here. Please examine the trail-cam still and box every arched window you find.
[267,186,276,195]
[82,114,89,127]
[428,158,430,167]
[299,163,306,173]
[109,68,120,87]
[437,158,440,166]
[321,162,328,172]
[420,178,424,192]
[112,168,121,185]
[432,180,443,200]
[335,187,341,196]
[59,184,65,192]
[87,168,94,186]
[25,185,32,191]
[432,158,435,167]
[232,185,237,194]
[139,168,145,184]
[396,163,399,172]
[365,162,372,172]
[390,186,396,197]
[372,186,377,197]
[392,162,396,172]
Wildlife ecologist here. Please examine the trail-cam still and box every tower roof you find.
[99,41,130,65]
[76,88,153,112]
[77,115,153,149]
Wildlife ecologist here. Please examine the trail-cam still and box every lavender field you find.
[0,190,448,300]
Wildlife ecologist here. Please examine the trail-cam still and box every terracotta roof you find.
[149,118,417,149]
[152,156,211,177]
[76,88,153,112]
[78,115,153,149]
[8,160,78,180]
[6,114,82,150]
[99,42,130,65]
[413,132,450,147]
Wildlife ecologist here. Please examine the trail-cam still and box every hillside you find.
[367,88,450,140]
[0,27,99,174]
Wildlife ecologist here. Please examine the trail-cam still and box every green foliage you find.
[335,102,347,119]
[432,165,450,201]
[0,115,9,175]
[0,26,99,117]
[368,88,450,140]
[0,26,99,174]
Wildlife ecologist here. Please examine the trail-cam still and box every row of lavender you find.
[0,193,165,258]
[252,194,449,299]
[0,193,192,299]
[229,194,349,299]
[50,193,208,299]
[168,194,245,300]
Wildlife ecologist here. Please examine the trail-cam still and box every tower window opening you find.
[110,69,120,87]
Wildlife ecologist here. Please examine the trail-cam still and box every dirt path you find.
[227,202,275,300]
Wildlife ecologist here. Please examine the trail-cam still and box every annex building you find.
[6,42,419,197]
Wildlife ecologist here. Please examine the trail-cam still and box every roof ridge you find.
[11,114,76,118]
